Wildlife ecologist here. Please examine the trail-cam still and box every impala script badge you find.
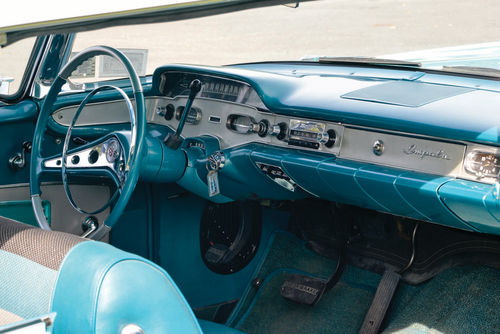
[403,144,451,160]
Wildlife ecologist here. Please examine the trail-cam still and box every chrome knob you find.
[318,131,330,145]
[269,124,282,136]
[373,140,384,156]
[269,122,288,140]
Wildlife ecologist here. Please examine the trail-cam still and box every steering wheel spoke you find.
[44,134,128,187]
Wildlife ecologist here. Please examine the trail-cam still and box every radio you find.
[288,119,335,149]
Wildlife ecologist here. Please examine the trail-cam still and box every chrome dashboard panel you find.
[147,96,344,155]
[51,95,500,184]
[52,99,132,126]
[338,128,466,177]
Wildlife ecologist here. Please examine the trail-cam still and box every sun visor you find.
[341,81,473,107]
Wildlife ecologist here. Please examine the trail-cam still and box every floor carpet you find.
[231,231,500,334]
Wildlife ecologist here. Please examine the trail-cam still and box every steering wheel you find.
[30,46,146,240]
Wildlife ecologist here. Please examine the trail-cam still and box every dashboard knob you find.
[270,124,281,136]
[318,131,330,145]
[227,115,258,134]
[373,140,384,156]
[270,122,288,140]
[257,120,269,137]
[325,129,336,148]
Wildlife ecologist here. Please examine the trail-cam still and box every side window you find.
[0,37,37,96]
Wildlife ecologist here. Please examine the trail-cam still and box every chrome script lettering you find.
[403,144,451,160]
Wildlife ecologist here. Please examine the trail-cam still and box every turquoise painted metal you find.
[140,135,186,183]
[438,180,500,234]
[185,143,477,234]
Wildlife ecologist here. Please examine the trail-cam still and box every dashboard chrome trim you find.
[148,96,344,155]
[339,128,466,177]
[50,95,500,185]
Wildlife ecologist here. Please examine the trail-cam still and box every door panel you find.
[0,100,37,186]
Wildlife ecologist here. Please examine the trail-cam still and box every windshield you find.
[66,0,500,80]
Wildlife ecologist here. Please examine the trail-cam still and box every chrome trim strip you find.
[50,95,500,185]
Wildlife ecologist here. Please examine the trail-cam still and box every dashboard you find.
[51,64,500,237]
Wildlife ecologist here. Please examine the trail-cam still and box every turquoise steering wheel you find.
[30,46,146,240]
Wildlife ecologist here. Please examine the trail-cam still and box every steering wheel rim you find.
[30,45,146,240]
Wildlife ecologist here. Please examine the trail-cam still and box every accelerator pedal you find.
[280,246,345,306]
[358,270,401,334]
[280,274,328,305]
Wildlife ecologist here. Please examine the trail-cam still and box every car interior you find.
[2,1,500,333]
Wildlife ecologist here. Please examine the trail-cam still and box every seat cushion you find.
[198,319,245,334]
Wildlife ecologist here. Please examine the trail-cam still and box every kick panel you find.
[200,201,262,274]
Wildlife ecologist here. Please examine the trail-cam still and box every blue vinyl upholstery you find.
[51,241,203,333]
[0,218,242,333]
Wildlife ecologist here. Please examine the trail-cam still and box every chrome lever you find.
[81,216,98,238]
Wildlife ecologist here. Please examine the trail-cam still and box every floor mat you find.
[233,232,381,333]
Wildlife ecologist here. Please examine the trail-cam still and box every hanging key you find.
[207,151,226,197]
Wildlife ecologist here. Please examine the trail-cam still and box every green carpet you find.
[230,231,500,334]
[383,266,500,334]
[238,267,380,333]
[233,232,381,333]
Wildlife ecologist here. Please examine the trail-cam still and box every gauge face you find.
[465,151,500,178]
[105,139,121,163]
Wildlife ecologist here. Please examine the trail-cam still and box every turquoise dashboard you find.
[51,63,500,236]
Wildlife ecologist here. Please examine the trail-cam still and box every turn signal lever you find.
[164,79,202,149]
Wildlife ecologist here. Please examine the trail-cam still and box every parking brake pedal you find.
[280,246,345,306]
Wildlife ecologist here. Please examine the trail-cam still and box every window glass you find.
[67,0,500,85]
[0,37,36,96]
